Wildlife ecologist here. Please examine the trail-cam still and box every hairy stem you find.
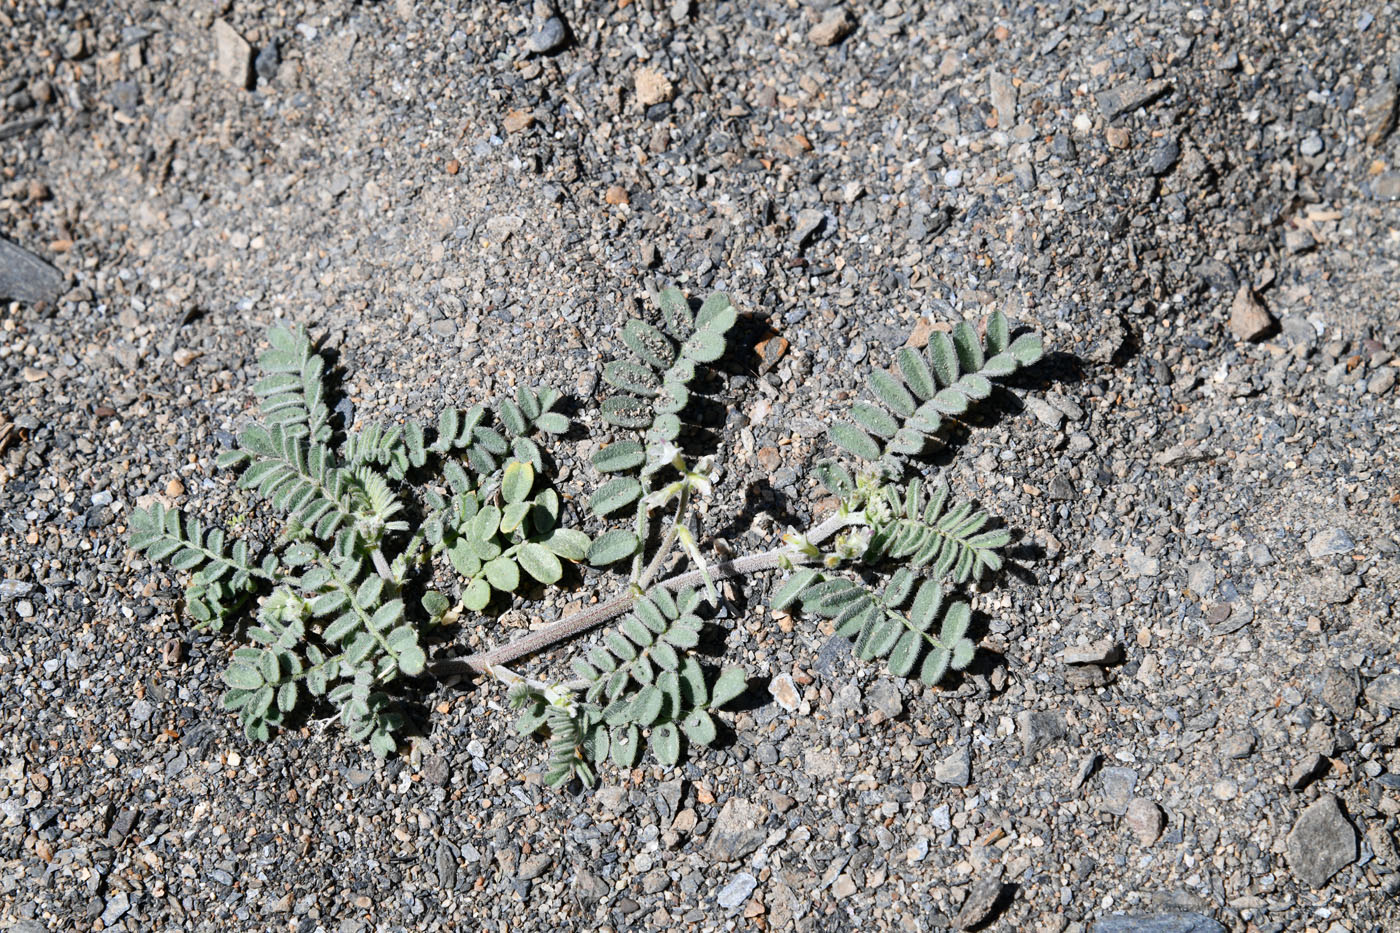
[429,510,859,678]
[637,483,689,590]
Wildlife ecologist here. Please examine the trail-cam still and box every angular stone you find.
[1365,673,1400,710]
[1017,710,1067,761]
[793,208,826,246]
[769,673,800,713]
[1098,767,1138,816]
[1097,79,1170,119]
[1285,794,1357,888]
[1228,285,1273,341]
[1124,797,1164,846]
[1307,527,1355,559]
[989,71,1016,127]
[1363,84,1398,146]
[809,7,856,47]
[955,868,1005,930]
[635,67,674,107]
[717,871,758,910]
[0,237,63,305]
[707,798,767,863]
[212,19,253,89]
[1062,640,1122,666]
[934,746,971,787]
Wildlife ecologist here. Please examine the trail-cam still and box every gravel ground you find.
[2,1,1399,930]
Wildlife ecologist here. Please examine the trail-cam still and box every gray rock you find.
[1091,915,1225,933]
[1364,84,1398,146]
[1365,672,1400,710]
[435,839,458,889]
[1284,227,1316,254]
[1288,753,1328,791]
[421,754,450,787]
[989,71,1016,128]
[1286,794,1357,888]
[1098,767,1138,815]
[573,867,609,906]
[769,672,800,712]
[1369,367,1397,396]
[1097,79,1170,118]
[1017,710,1067,760]
[1299,134,1324,157]
[517,854,551,881]
[1124,797,1164,846]
[1228,285,1273,341]
[255,39,281,82]
[0,236,63,305]
[1024,396,1064,428]
[1123,545,1160,578]
[1317,667,1359,718]
[107,808,138,845]
[934,746,971,787]
[212,19,253,89]
[1185,562,1215,596]
[717,871,758,909]
[1062,640,1122,665]
[793,208,826,246]
[954,869,1005,930]
[809,7,856,47]
[1146,136,1179,175]
[707,798,767,862]
[1372,172,1400,200]
[526,16,567,54]
[1307,527,1355,559]
[100,892,130,927]
[866,679,903,721]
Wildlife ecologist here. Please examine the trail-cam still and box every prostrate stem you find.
[428,510,860,678]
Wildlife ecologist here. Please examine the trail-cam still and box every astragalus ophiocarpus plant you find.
[128,285,1043,787]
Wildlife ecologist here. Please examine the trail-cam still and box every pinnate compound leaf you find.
[771,569,822,611]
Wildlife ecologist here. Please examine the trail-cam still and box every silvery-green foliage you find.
[508,586,746,787]
[776,309,1043,687]
[586,288,738,565]
[131,292,1048,788]
[829,310,1042,465]
[129,324,584,758]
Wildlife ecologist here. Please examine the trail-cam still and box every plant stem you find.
[637,483,689,590]
[428,510,859,678]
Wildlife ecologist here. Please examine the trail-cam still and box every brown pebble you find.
[27,180,50,202]
[445,159,460,175]
[1105,126,1131,148]
[1228,284,1274,341]
[166,478,185,497]
[604,185,629,205]
[635,67,674,107]
[503,108,535,133]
